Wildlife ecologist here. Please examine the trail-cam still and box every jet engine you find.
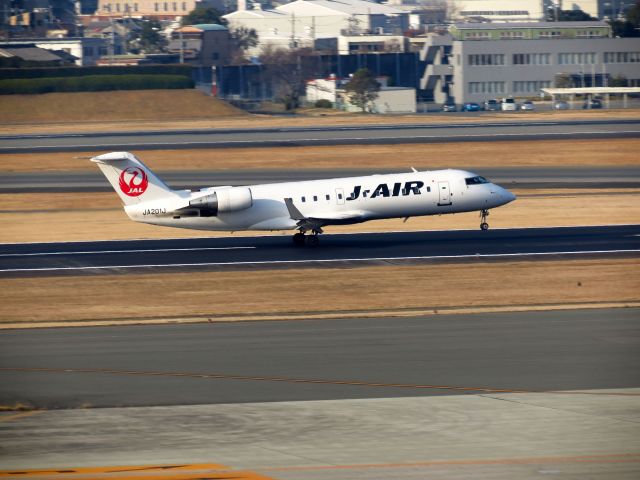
[189,187,253,215]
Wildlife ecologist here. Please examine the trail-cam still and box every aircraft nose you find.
[504,189,516,203]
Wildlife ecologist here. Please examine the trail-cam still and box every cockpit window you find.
[465,176,489,185]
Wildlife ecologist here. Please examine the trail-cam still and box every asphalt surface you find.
[1,119,639,153]
[1,308,638,409]
[1,225,639,276]
[3,166,640,193]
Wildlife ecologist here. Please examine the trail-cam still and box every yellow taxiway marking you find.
[0,463,275,479]
[0,410,43,422]
[1,366,639,397]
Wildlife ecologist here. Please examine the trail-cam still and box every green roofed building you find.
[449,21,611,41]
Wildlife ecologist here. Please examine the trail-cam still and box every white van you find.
[501,97,516,111]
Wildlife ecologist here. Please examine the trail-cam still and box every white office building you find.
[419,21,640,104]
[224,0,409,56]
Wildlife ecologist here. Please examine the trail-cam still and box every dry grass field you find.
[0,138,638,173]
[1,259,637,328]
[1,90,639,135]
[0,90,245,125]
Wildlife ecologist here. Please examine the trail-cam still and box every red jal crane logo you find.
[119,167,149,197]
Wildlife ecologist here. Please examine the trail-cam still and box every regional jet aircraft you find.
[92,151,516,246]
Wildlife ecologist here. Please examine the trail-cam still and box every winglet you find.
[284,198,306,221]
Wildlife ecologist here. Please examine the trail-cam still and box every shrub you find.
[0,74,194,95]
[314,99,333,108]
[0,65,193,80]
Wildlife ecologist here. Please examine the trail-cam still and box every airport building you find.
[418,21,640,104]
[442,1,636,22]
[223,0,410,56]
[94,0,230,18]
[0,37,104,65]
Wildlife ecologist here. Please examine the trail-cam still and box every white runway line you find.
[1,249,638,273]
[5,129,640,151]
[0,246,256,257]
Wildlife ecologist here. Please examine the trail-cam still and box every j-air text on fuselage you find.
[92,152,516,247]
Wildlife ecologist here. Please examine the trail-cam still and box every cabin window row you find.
[299,186,432,203]
[301,195,331,203]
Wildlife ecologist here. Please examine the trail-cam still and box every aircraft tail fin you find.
[91,152,176,205]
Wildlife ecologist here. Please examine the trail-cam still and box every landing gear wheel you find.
[480,209,490,231]
[305,235,320,247]
[293,232,306,247]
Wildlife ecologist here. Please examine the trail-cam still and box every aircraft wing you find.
[284,198,366,232]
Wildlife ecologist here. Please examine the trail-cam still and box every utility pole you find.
[179,27,184,63]
[109,16,115,64]
[290,12,296,48]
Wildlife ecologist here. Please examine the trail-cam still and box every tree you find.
[135,19,167,54]
[547,9,596,21]
[259,45,315,110]
[609,1,640,37]
[182,7,227,26]
[344,68,381,113]
[609,19,640,36]
[231,26,258,52]
[627,1,640,26]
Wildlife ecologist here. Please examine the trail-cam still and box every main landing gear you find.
[293,229,321,247]
[480,209,490,231]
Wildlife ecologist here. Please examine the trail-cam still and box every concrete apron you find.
[1,388,639,480]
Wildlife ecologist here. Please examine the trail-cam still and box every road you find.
[3,166,640,193]
[1,225,639,276]
[1,119,639,153]
[1,308,638,409]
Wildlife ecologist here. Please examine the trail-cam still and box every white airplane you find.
[92,151,516,246]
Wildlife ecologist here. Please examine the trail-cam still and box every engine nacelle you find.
[189,187,252,215]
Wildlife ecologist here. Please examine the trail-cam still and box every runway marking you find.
[1,367,638,397]
[0,410,43,423]
[3,129,640,151]
[0,463,275,479]
[259,453,640,473]
[0,224,637,246]
[1,249,638,273]
[0,246,255,258]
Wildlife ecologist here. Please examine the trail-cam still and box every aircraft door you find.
[438,181,452,206]
[335,188,345,205]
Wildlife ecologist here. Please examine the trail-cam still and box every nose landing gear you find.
[480,209,490,231]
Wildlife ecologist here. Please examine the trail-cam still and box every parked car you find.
[520,100,535,111]
[553,100,570,110]
[583,98,602,109]
[501,97,517,111]
[461,102,481,112]
[442,101,457,112]
[483,99,500,111]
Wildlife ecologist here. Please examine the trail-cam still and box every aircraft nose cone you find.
[505,190,517,203]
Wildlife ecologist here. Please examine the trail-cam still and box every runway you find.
[1,225,639,276]
[3,166,640,193]
[1,308,638,409]
[1,119,639,153]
